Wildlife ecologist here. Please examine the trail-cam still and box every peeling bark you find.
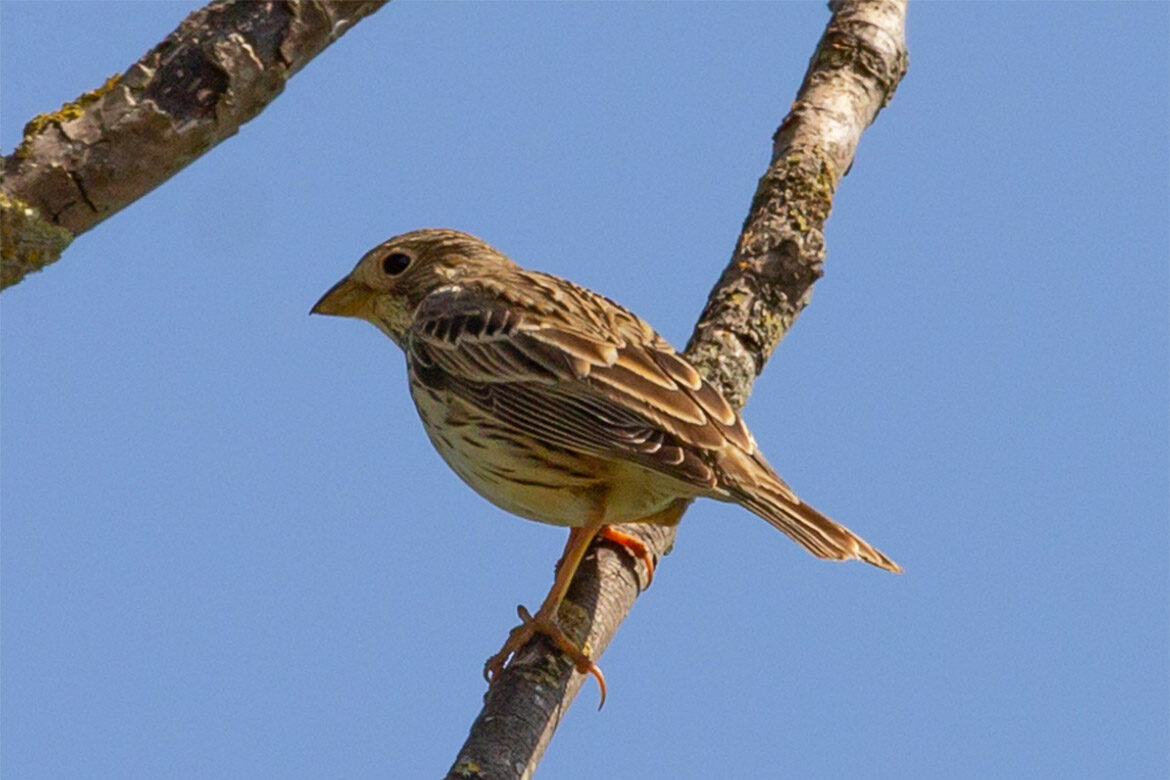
[447,2,909,777]
[0,0,387,290]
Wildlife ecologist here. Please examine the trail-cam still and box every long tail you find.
[723,451,901,573]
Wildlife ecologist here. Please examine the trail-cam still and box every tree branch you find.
[446,2,909,777]
[0,0,388,291]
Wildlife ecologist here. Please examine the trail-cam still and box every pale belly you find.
[409,381,684,527]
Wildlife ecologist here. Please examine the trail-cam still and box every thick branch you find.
[0,0,387,291]
[447,2,908,777]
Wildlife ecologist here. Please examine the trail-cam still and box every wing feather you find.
[407,282,746,492]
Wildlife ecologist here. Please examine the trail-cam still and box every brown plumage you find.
[313,228,900,701]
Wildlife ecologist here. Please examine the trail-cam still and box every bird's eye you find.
[382,252,412,276]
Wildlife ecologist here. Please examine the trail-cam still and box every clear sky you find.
[2,3,1167,778]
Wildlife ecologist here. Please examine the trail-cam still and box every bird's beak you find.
[311,277,374,318]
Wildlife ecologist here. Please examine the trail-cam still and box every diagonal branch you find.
[446,2,909,777]
[0,0,388,291]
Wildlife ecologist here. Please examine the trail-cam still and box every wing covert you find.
[408,280,754,491]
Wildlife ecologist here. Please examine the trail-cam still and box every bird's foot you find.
[483,604,608,708]
[597,526,656,589]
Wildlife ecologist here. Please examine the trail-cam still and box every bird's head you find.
[311,228,514,345]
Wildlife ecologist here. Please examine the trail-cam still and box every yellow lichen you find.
[16,73,121,157]
[0,193,74,290]
[450,758,484,777]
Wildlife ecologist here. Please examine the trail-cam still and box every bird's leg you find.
[595,500,687,589]
[484,518,608,706]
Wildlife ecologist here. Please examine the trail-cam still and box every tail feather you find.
[737,486,902,573]
[710,440,901,572]
[718,446,899,572]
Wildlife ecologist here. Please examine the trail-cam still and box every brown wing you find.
[406,278,756,494]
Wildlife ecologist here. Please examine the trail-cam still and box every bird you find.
[312,228,900,704]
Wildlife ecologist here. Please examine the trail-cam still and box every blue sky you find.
[2,3,1167,777]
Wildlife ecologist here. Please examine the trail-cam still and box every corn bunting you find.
[313,229,900,703]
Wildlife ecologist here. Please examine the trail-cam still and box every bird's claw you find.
[596,526,656,589]
[483,604,608,709]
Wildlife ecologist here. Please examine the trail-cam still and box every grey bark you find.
[0,0,387,290]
